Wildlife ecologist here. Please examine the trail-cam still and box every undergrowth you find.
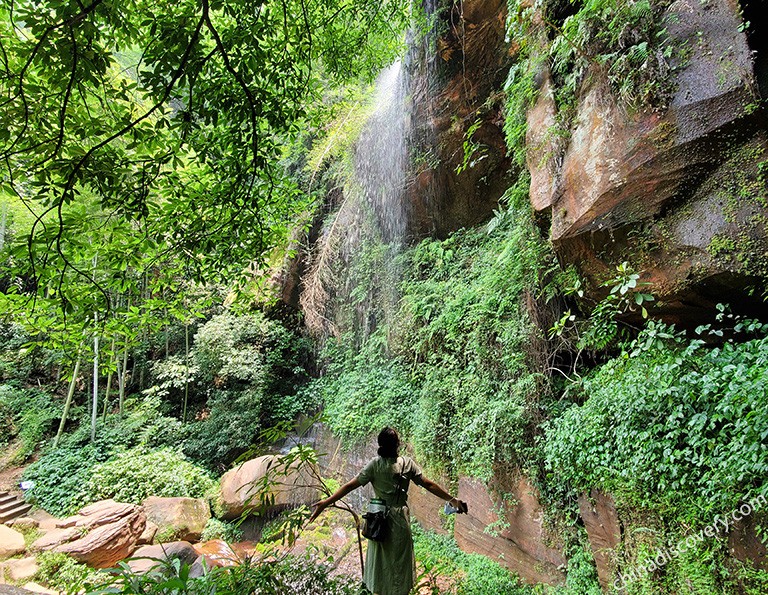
[544,316,768,525]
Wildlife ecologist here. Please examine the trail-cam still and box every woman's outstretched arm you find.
[309,477,362,522]
[420,477,468,513]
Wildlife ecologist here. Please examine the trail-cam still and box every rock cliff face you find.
[527,0,768,323]
[403,0,514,239]
[289,0,768,589]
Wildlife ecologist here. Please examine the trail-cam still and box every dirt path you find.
[0,440,26,494]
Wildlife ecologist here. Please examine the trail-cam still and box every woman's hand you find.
[308,498,330,523]
[307,478,362,523]
[449,497,468,514]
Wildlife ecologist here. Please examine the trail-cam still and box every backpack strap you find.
[393,456,408,506]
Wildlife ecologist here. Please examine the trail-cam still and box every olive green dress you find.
[357,455,425,595]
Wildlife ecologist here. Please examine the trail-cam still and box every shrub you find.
[182,387,268,469]
[35,551,103,595]
[544,320,768,524]
[192,312,308,391]
[314,331,415,444]
[412,524,532,594]
[0,322,35,381]
[0,385,62,462]
[82,553,360,594]
[0,386,15,446]
[557,545,601,595]
[200,518,243,543]
[177,312,312,470]
[23,442,109,515]
[80,448,216,505]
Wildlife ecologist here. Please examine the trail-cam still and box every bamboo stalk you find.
[54,356,81,448]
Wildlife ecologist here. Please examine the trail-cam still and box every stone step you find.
[0,502,33,524]
[0,497,24,512]
[0,492,32,524]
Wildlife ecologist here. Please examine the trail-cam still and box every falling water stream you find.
[353,60,410,246]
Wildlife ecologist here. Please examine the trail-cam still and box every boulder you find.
[193,540,240,568]
[0,587,39,595]
[137,521,158,545]
[127,541,199,574]
[31,499,145,568]
[30,527,80,551]
[0,557,38,583]
[54,517,78,529]
[0,525,25,558]
[4,518,38,531]
[20,586,56,595]
[142,497,210,543]
[218,455,319,520]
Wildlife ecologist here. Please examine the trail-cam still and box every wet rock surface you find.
[579,490,622,590]
[527,0,768,322]
[455,477,566,586]
[403,0,513,239]
[128,540,199,574]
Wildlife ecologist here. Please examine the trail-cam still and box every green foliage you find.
[733,559,768,595]
[503,9,541,167]
[544,317,768,524]
[316,178,556,479]
[35,551,103,595]
[82,554,359,594]
[555,545,601,595]
[80,448,215,505]
[504,0,677,169]
[412,524,533,594]
[456,119,488,175]
[396,179,555,478]
[178,312,313,469]
[22,397,189,514]
[23,442,109,516]
[313,331,415,444]
[614,537,768,595]
[193,312,309,392]
[0,384,61,458]
[545,0,676,113]
[0,323,37,381]
[551,261,655,352]
[182,387,269,469]
[200,518,243,543]
[0,0,410,317]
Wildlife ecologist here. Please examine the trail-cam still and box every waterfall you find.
[353,60,409,246]
[301,7,443,340]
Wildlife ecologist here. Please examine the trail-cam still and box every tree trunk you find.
[118,340,128,416]
[183,322,190,424]
[103,338,116,421]
[54,357,81,448]
[91,315,99,442]
[0,201,7,252]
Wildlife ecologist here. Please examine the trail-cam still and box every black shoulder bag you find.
[361,508,388,542]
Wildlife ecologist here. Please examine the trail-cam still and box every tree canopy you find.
[0,0,409,321]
